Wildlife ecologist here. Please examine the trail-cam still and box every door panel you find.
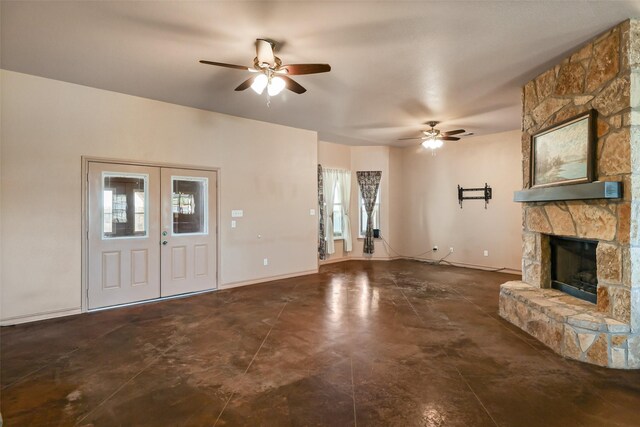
[88,162,161,309]
[161,168,217,297]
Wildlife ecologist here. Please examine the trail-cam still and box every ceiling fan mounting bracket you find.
[254,56,282,71]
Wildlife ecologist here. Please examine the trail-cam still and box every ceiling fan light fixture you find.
[267,76,286,96]
[421,137,443,150]
[251,73,268,94]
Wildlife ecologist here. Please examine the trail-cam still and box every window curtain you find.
[318,164,326,260]
[322,169,339,255]
[337,170,353,253]
[357,171,382,255]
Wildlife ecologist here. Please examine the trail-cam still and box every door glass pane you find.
[103,174,148,238]
[172,177,207,235]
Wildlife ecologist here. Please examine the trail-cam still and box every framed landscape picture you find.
[530,110,596,188]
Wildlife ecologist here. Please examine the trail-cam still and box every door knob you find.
[162,240,168,245]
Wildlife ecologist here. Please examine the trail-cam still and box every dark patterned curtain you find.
[318,164,326,260]
[357,171,381,255]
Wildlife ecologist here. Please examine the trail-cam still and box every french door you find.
[87,162,217,310]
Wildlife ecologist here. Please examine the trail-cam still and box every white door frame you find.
[81,156,221,313]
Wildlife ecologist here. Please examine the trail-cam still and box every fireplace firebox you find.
[550,236,598,304]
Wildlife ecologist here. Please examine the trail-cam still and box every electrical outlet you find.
[433,245,438,252]
[231,220,236,228]
[309,209,316,216]
[483,250,489,257]
[263,258,268,266]
[449,247,454,253]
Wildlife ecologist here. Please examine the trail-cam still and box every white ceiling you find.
[3,1,640,146]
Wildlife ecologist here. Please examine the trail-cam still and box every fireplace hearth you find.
[550,236,597,304]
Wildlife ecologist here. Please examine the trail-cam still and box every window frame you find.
[170,176,209,237]
[101,172,149,240]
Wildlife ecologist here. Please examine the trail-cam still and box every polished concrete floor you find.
[2,260,640,426]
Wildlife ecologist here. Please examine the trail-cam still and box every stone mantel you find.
[513,181,622,203]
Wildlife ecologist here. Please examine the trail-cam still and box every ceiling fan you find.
[200,39,331,97]
[398,121,466,150]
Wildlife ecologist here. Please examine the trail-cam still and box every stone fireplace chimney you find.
[499,19,640,368]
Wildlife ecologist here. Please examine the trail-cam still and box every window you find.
[359,188,380,237]
[102,174,147,238]
[332,182,343,238]
[171,177,208,235]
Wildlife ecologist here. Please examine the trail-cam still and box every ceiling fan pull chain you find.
[266,93,271,107]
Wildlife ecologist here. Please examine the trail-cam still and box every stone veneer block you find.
[611,347,628,369]
[600,128,631,176]
[586,29,620,92]
[526,206,552,234]
[629,336,640,368]
[591,75,630,117]
[596,242,622,284]
[522,232,537,260]
[563,326,582,359]
[585,334,609,367]
[566,204,617,241]
[544,204,576,236]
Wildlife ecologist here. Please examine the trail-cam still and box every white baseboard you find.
[319,256,351,265]
[1,307,82,326]
[321,256,522,274]
[347,256,402,261]
[219,268,319,290]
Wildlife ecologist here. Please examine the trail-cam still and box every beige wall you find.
[399,130,522,271]
[318,141,350,170]
[1,70,318,324]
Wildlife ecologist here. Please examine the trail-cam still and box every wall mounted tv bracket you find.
[458,183,492,209]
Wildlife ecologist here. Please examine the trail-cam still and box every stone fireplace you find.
[499,20,640,368]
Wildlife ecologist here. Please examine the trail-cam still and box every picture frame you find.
[530,109,596,189]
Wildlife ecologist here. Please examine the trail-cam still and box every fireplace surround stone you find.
[500,19,640,368]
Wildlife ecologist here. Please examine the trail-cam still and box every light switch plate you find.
[231,210,244,218]
[310,209,316,216]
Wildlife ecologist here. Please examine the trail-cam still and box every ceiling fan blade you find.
[280,64,331,75]
[398,137,424,141]
[256,39,276,66]
[443,129,465,136]
[439,136,461,141]
[281,76,307,94]
[199,60,252,71]
[234,75,257,91]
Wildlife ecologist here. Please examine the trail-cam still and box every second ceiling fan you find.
[200,39,331,96]
[399,121,466,150]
